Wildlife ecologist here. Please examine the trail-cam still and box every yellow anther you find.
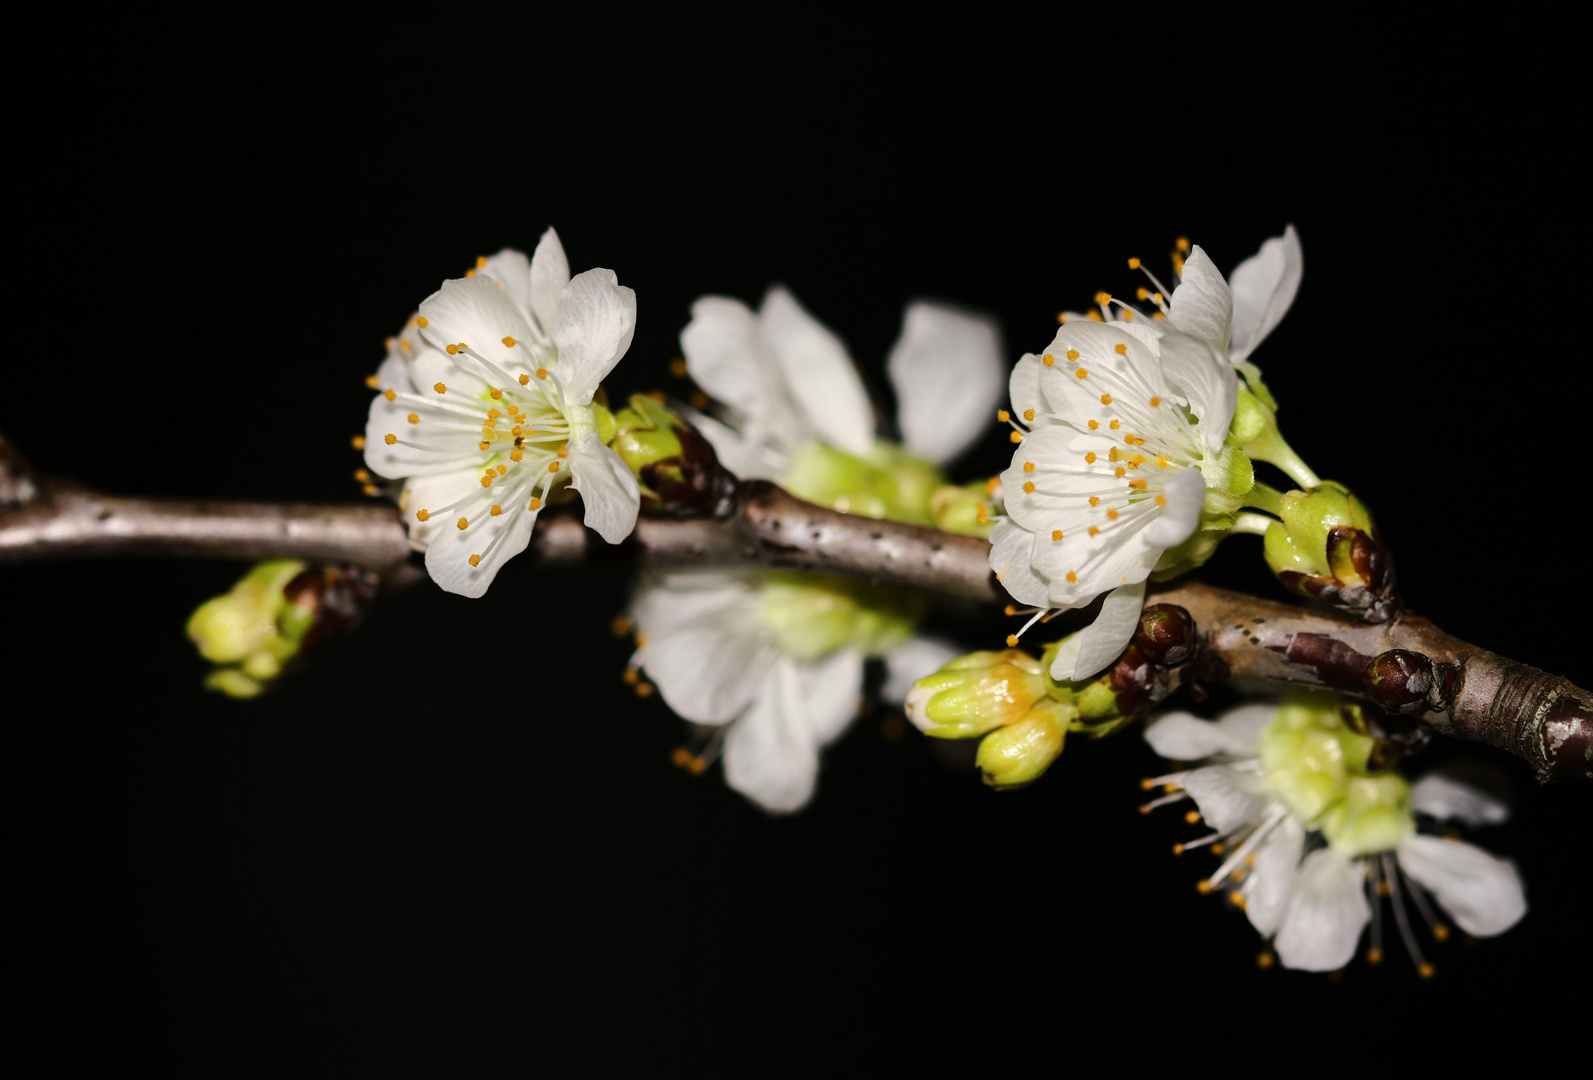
[1172,844,1184,856]
[557,445,568,458]
[1042,354,1055,366]
[1122,310,1135,321]
[382,388,396,402]
[489,388,503,399]
[1085,452,1097,464]
[1176,237,1190,253]
[1149,396,1161,408]
[482,420,495,430]
[1094,291,1111,305]
[1155,494,1167,506]
[1006,634,1020,646]
[432,382,446,395]
[416,509,430,522]
[361,484,378,496]
[1066,571,1077,583]
[1157,456,1169,468]
[496,465,507,475]
[475,255,487,268]
[635,633,650,648]
[1075,368,1089,380]
[1114,466,1126,478]
[1004,604,1017,615]
[1367,948,1384,965]
[1136,287,1149,301]
[1087,310,1104,322]
[1023,409,1035,421]
[480,475,493,487]
[1023,461,1035,473]
[446,344,459,355]
[1131,454,1146,466]
[364,374,380,389]
[488,408,501,419]
[1055,312,1067,324]
[1051,529,1063,541]
[668,357,688,377]
[1089,526,1100,537]
[1108,447,1119,461]
[690,391,709,409]
[1100,394,1112,405]
[383,433,397,445]
[506,405,519,415]
[1087,420,1099,431]
[1418,963,1435,979]
[1256,952,1275,970]
[1010,431,1023,443]
[997,409,1011,423]
[456,517,468,530]
[464,269,477,278]
[1088,496,1100,507]
[1129,480,1147,490]
[1114,343,1127,355]
[1066,349,1080,361]
[1127,257,1141,270]
[529,498,542,511]
[1107,509,1119,521]
[1022,481,1035,493]
[490,505,503,516]
[548,461,560,472]
[1433,925,1451,942]
[612,617,633,638]
[400,339,411,352]
[353,468,370,482]
[536,368,548,379]
[407,413,419,424]
[985,476,1000,494]
[416,316,429,328]
[478,441,490,451]
[510,450,523,462]
[1152,312,1166,321]
[519,374,530,385]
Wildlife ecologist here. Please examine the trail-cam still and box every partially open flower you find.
[363,229,640,597]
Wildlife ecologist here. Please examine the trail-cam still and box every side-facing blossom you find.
[1142,695,1526,972]
[363,229,640,597]
[990,319,1248,681]
[628,290,1004,812]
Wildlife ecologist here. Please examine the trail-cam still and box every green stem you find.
[1231,512,1278,537]
[1246,426,1320,490]
[1242,482,1286,516]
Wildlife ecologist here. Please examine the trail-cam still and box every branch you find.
[2,447,1586,781]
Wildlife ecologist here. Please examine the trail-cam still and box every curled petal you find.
[1143,466,1205,549]
[1167,245,1233,353]
[1229,225,1302,364]
[988,518,1051,608]
[1064,580,1147,682]
[527,227,571,338]
[887,301,1005,465]
[568,434,640,544]
[478,248,533,324]
[551,268,637,406]
[1156,331,1236,453]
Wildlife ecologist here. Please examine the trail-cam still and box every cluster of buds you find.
[906,604,1196,789]
[186,561,378,698]
[1262,483,1397,621]
[609,393,733,517]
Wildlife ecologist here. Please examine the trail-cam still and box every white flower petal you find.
[1409,765,1511,826]
[1142,466,1205,548]
[1167,245,1233,353]
[637,584,774,726]
[723,657,821,813]
[1142,701,1275,760]
[684,407,782,481]
[680,297,788,438]
[527,227,570,338]
[398,468,485,551]
[550,268,636,406]
[1064,580,1146,681]
[363,394,474,480]
[880,635,962,707]
[374,347,412,395]
[887,301,1004,465]
[1156,331,1236,453]
[478,248,532,323]
[988,518,1051,608]
[1397,834,1526,937]
[1245,814,1305,937]
[421,495,539,599]
[1008,352,1046,430]
[1228,225,1302,364]
[797,648,865,747]
[417,275,537,381]
[1179,765,1272,834]
[630,568,762,637]
[568,434,639,544]
[1274,848,1370,972]
[758,287,874,455]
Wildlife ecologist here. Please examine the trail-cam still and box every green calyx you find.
[908,649,1048,738]
[781,440,946,526]
[1258,689,1413,855]
[758,571,924,661]
[976,699,1071,789]
[610,394,687,497]
[1262,482,1375,580]
[1197,444,1255,517]
[186,560,313,699]
[1037,634,1148,737]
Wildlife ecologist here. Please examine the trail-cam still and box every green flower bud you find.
[1197,445,1255,517]
[187,561,377,699]
[758,571,924,661]
[929,481,998,539]
[1319,772,1414,856]
[1258,689,1382,824]
[1262,483,1396,619]
[1038,629,1173,735]
[781,440,946,526]
[609,394,729,515]
[1228,387,1270,447]
[976,699,1070,789]
[904,648,1047,738]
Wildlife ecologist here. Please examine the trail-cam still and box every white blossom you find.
[363,229,639,597]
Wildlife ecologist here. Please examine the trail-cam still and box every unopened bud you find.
[187,561,377,698]
[610,393,731,516]
[1364,649,1435,715]
[1041,637,1166,734]
[1132,604,1195,666]
[1263,483,1397,620]
[976,699,1069,789]
[905,649,1047,738]
[929,481,996,538]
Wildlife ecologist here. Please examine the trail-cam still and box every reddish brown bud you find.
[1133,604,1195,666]
[1364,649,1435,716]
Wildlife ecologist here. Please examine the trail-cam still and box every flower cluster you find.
[1142,692,1526,972]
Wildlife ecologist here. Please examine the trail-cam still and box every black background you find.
[8,10,1589,1074]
